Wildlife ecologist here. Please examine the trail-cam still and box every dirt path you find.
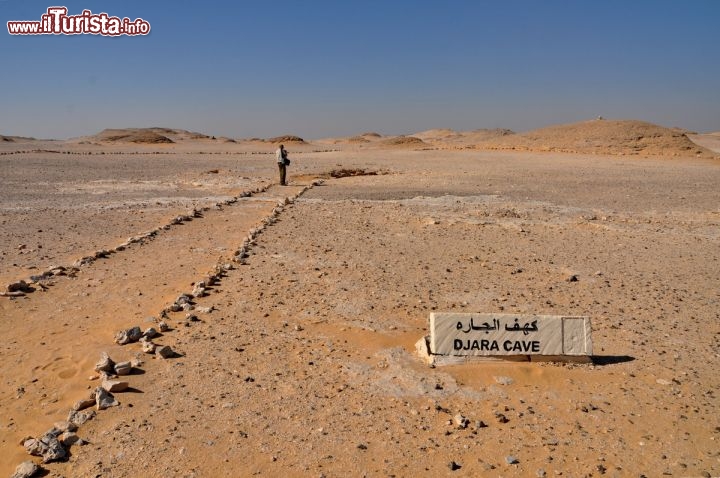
[0,182,309,474]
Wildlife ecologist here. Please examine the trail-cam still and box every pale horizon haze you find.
[1,0,719,139]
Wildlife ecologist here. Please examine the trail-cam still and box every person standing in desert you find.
[275,144,289,185]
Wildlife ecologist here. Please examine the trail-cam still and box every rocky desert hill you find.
[263,135,306,144]
[0,134,39,143]
[82,128,222,144]
[378,135,428,147]
[477,119,718,158]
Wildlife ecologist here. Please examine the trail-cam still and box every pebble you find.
[94,352,115,373]
[114,361,132,376]
[143,327,159,339]
[59,431,83,447]
[10,461,40,478]
[72,397,96,411]
[453,414,470,429]
[114,326,143,345]
[23,432,67,463]
[495,412,509,423]
[95,387,119,410]
[141,339,157,354]
[52,421,77,433]
[448,461,461,471]
[94,249,110,258]
[506,455,519,465]
[67,409,95,427]
[6,280,32,293]
[158,321,169,332]
[156,345,175,359]
[102,379,129,393]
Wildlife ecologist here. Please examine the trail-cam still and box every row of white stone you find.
[13,178,325,475]
[1,183,275,298]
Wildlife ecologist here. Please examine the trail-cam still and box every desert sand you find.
[1,121,719,477]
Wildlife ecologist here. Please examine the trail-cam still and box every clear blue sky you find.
[2,0,719,139]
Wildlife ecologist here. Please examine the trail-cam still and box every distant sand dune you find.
[477,119,717,158]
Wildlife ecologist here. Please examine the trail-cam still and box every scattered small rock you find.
[506,455,519,465]
[114,361,132,376]
[23,432,67,463]
[101,379,129,393]
[141,339,156,354]
[11,460,40,478]
[495,412,509,424]
[7,280,33,293]
[142,327,158,339]
[59,431,83,447]
[52,421,77,433]
[448,461,461,471]
[494,376,514,385]
[158,321,169,332]
[453,414,470,429]
[72,397,96,411]
[67,409,95,427]
[114,326,143,345]
[156,345,175,359]
[95,387,119,410]
[94,352,115,373]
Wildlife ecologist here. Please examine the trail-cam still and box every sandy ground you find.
[1,139,719,477]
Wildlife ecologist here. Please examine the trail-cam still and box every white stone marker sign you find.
[429,313,592,357]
